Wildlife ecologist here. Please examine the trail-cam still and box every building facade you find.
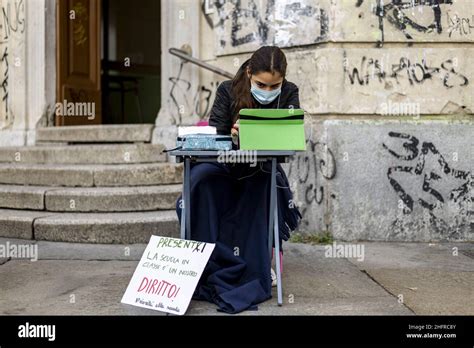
[0,0,472,241]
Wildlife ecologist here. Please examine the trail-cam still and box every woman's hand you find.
[231,122,239,137]
[231,121,239,146]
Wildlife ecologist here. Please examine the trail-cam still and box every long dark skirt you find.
[175,161,301,314]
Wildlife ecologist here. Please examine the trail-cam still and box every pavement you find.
[0,237,472,316]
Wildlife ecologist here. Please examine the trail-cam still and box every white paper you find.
[178,126,216,136]
[121,235,215,315]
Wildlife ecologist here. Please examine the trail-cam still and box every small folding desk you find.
[168,150,296,306]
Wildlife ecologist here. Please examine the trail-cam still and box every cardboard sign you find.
[121,235,215,315]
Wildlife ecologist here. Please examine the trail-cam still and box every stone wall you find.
[1,1,466,241]
[0,0,56,146]
[289,118,472,241]
[157,0,472,241]
[0,0,26,131]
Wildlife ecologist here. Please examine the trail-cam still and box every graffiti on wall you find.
[344,54,469,89]
[214,0,328,54]
[446,11,474,37]
[168,61,220,125]
[287,139,336,229]
[202,0,215,29]
[356,0,457,47]
[0,0,26,127]
[383,131,472,240]
[0,46,7,116]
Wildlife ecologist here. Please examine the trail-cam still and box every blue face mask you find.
[250,81,282,105]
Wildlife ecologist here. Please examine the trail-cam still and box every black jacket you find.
[208,78,303,241]
[209,79,300,135]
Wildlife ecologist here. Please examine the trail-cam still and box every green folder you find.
[238,108,306,150]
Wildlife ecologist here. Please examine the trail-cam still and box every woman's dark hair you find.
[230,46,287,124]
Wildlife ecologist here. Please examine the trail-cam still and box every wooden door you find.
[56,0,102,126]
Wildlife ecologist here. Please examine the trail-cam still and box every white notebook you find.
[178,126,217,136]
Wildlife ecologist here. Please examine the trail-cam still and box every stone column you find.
[0,0,56,146]
[152,0,201,151]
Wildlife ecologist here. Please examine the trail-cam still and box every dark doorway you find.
[56,0,161,126]
[102,0,161,124]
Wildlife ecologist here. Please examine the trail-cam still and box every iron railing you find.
[169,48,234,79]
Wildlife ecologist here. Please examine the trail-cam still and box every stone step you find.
[0,144,166,164]
[0,185,46,210]
[0,163,183,187]
[0,209,179,244]
[45,185,182,212]
[0,184,182,212]
[34,211,180,244]
[36,124,154,143]
[0,209,55,240]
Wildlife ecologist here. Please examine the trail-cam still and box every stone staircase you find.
[0,125,182,244]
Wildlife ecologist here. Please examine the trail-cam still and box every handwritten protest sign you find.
[121,235,215,315]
